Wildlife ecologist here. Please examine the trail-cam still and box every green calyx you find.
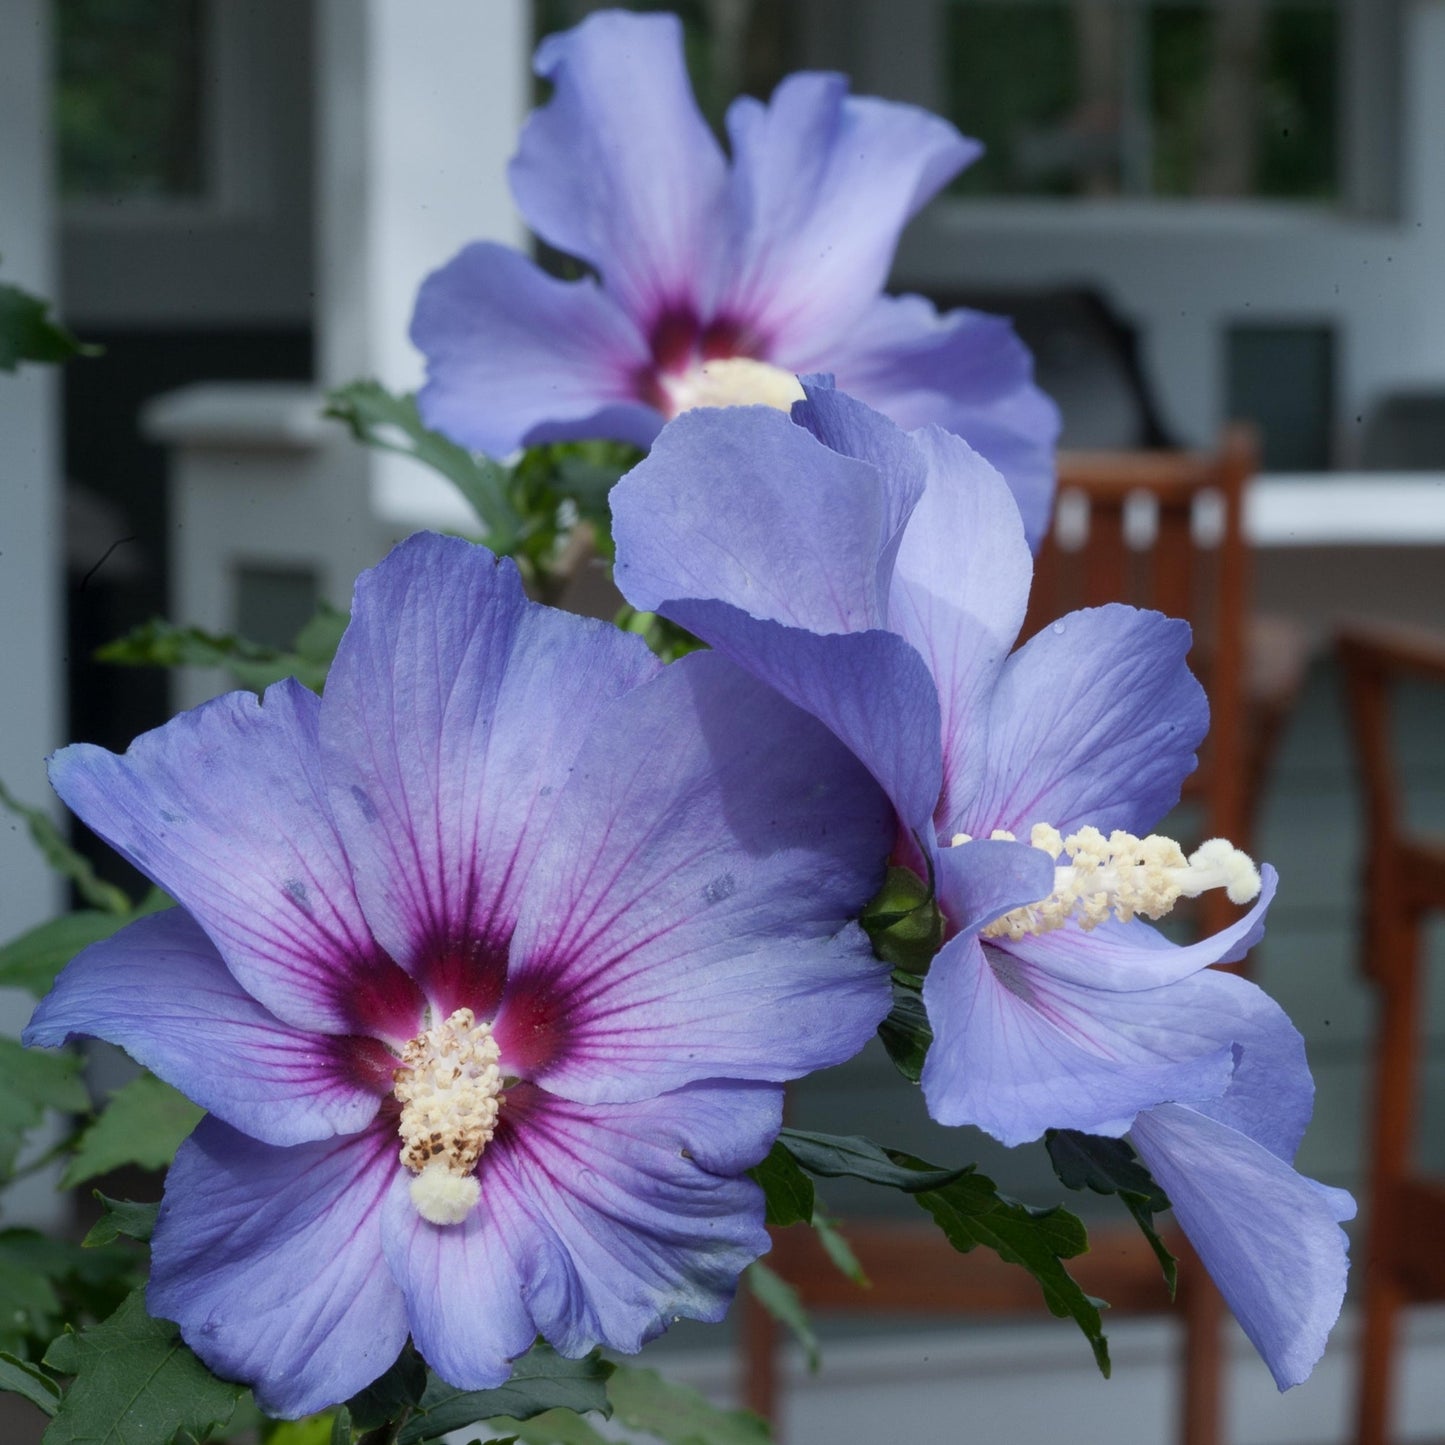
[860,866,944,975]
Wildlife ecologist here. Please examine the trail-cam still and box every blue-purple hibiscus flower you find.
[609,388,1353,1389]
[24,532,894,1417]
[409,8,1060,546]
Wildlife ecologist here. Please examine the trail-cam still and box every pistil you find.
[951,824,1262,942]
[394,1007,505,1226]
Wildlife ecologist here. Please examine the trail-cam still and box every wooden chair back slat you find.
[1336,622,1445,1445]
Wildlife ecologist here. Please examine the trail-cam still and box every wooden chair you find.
[741,427,1305,1445]
[1337,623,1445,1445]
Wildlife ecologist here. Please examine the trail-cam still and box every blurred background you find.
[2,2,1444,1442]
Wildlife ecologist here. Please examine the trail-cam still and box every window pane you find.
[1149,3,1338,199]
[942,0,1340,201]
[56,0,206,200]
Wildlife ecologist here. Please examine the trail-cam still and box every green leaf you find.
[324,381,521,549]
[82,1196,160,1248]
[0,912,135,996]
[486,1413,608,1445]
[0,1037,90,1176]
[779,1130,971,1194]
[264,1416,342,1445]
[747,1142,814,1227]
[810,1208,868,1289]
[330,1407,352,1445]
[860,866,943,975]
[0,1231,140,1355]
[876,985,931,1084]
[0,780,131,915]
[96,613,344,695]
[606,1366,771,1445]
[41,1290,246,1445]
[0,283,97,371]
[1045,1129,1178,1295]
[745,1262,819,1372]
[897,1152,1111,1377]
[0,1351,61,1416]
[345,1343,427,1430]
[397,1346,612,1444]
[0,1251,62,1356]
[61,1074,203,1188]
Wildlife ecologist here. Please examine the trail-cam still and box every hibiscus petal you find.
[149,1118,407,1419]
[957,604,1208,840]
[825,293,1060,548]
[933,837,1056,938]
[887,427,1033,830]
[458,1083,775,1359]
[722,74,978,359]
[919,933,1236,1145]
[1130,1102,1353,1391]
[412,242,660,457]
[23,909,389,1147]
[47,679,417,1039]
[611,402,943,835]
[499,652,892,1099]
[322,534,659,1018]
[380,1167,537,1391]
[614,401,920,635]
[511,10,729,327]
[999,866,1277,993]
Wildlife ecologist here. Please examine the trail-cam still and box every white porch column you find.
[316,0,531,532]
[0,0,66,1226]
[0,0,64,942]
[1401,0,1445,372]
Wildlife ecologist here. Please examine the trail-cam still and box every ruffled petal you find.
[48,679,418,1040]
[722,75,978,359]
[413,243,660,457]
[956,604,1208,840]
[23,909,390,1147]
[511,10,729,327]
[933,837,1056,938]
[149,1118,407,1419]
[919,933,1237,1145]
[482,1083,774,1359]
[1130,1102,1353,1391]
[611,400,943,836]
[825,292,1060,548]
[613,401,921,635]
[380,1168,536,1391]
[498,652,892,1098]
[887,427,1033,830]
[321,534,659,1019]
[998,866,1277,993]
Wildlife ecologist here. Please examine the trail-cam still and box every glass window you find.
[943,0,1340,201]
[56,0,207,201]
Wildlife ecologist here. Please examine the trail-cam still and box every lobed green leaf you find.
[779,1130,971,1194]
[0,1037,90,1177]
[1045,1129,1178,1295]
[897,1151,1111,1377]
[0,781,131,915]
[61,1074,204,1188]
[0,283,97,372]
[0,1351,62,1417]
[82,1196,160,1249]
[397,1346,612,1444]
[747,1142,814,1227]
[41,1289,246,1445]
[605,1365,771,1445]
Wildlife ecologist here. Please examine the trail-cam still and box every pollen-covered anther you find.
[661,358,806,417]
[958,825,1263,941]
[393,1007,504,1226]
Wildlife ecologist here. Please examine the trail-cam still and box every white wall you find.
[0,0,64,941]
